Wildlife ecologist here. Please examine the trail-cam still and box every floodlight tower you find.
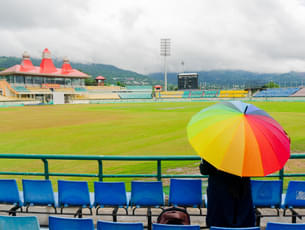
[160,38,171,91]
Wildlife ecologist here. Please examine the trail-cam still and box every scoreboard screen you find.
[177,73,199,89]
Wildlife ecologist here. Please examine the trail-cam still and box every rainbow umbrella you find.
[187,101,290,177]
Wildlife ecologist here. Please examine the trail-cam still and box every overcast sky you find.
[1,0,305,74]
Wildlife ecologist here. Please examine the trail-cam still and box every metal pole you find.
[157,160,162,181]
[164,56,167,91]
[98,160,103,181]
[42,159,49,180]
[160,38,171,92]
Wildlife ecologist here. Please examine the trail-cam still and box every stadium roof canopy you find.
[0,48,90,79]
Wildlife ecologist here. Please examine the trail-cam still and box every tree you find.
[262,81,279,88]
[116,81,125,87]
[85,78,96,86]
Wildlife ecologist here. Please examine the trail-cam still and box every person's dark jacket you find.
[200,159,255,228]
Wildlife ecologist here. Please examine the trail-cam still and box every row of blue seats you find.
[1,215,305,230]
[0,179,203,214]
[254,88,300,97]
[1,179,305,210]
[1,178,305,223]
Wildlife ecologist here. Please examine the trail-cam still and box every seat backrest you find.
[169,179,202,207]
[130,181,164,206]
[251,180,282,208]
[152,223,200,230]
[94,181,128,207]
[266,222,305,230]
[49,216,94,230]
[0,215,40,230]
[0,179,22,206]
[97,220,144,230]
[58,180,91,207]
[210,227,260,230]
[284,181,305,208]
[22,179,55,206]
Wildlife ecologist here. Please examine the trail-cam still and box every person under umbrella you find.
[187,101,290,228]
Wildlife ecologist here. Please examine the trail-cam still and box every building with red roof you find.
[0,49,90,103]
[96,76,106,86]
[0,48,89,86]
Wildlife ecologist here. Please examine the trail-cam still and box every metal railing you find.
[0,153,304,182]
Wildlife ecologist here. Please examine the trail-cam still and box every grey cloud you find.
[1,0,305,74]
[0,0,89,30]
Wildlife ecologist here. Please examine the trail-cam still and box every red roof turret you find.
[40,48,57,73]
[61,57,72,74]
[20,51,35,72]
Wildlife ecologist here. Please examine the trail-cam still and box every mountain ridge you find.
[1,56,304,88]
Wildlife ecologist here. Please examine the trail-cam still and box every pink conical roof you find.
[61,57,72,74]
[40,48,57,73]
[20,51,35,72]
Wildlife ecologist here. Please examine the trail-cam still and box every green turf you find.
[0,101,304,190]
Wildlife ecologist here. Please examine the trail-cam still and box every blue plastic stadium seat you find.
[210,227,260,230]
[169,179,203,214]
[22,179,56,213]
[58,180,92,217]
[97,220,144,230]
[283,181,305,223]
[49,216,94,230]
[131,181,164,208]
[0,179,23,215]
[94,181,129,220]
[153,223,200,230]
[0,215,40,230]
[251,180,282,225]
[131,181,164,230]
[266,222,305,230]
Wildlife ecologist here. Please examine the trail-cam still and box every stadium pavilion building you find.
[0,48,90,103]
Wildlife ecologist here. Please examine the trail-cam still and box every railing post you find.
[157,160,161,181]
[279,168,284,181]
[279,168,284,194]
[42,159,49,180]
[98,160,103,181]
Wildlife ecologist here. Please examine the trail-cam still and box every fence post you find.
[42,159,49,179]
[157,160,161,181]
[279,168,284,194]
[98,160,103,181]
[279,168,284,181]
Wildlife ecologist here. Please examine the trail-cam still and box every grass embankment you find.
[0,101,304,190]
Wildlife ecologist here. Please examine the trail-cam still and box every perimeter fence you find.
[0,153,304,191]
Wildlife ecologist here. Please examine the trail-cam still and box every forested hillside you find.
[1,56,304,88]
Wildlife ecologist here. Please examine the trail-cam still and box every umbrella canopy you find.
[187,101,290,177]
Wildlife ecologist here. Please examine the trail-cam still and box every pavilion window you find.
[16,76,25,84]
[25,76,33,85]
[65,78,72,86]
[72,78,80,86]
[10,76,15,84]
[55,77,64,85]
[46,78,55,84]
[33,77,43,85]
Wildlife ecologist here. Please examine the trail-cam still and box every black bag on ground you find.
[157,207,191,225]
